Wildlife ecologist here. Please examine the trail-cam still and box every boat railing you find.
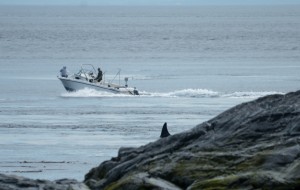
[75,65,126,87]
[81,64,97,73]
[78,64,97,81]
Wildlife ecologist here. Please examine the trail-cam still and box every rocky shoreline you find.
[0,174,88,190]
[2,90,300,189]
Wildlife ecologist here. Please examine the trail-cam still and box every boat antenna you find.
[110,69,121,85]
[124,77,128,87]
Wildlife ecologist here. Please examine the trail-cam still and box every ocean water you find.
[0,5,300,181]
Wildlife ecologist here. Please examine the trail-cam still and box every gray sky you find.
[1,0,300,5]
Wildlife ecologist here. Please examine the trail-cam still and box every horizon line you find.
[1,3,300,6]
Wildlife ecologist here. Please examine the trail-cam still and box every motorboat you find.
[58,64,139,95]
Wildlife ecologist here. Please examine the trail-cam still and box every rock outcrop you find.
[84,90,300,189]
[0,174,90,190]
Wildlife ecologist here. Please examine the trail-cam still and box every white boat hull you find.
[58,77,136,95]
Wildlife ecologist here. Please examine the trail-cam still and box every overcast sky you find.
[1,0,299,6]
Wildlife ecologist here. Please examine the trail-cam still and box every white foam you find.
[167,88,219,98]
[61,88,132,98]
[223,91,284,99]
[60,88,283,99]
[136,88,218,98]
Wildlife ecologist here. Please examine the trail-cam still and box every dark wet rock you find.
[0,174,90,190]
[84,90,300,189]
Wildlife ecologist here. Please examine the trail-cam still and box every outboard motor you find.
[133,87,139,95]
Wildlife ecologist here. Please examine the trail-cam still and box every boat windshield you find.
[74,64,98,80]
[81,64,97,74]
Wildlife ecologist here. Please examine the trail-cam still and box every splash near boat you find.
[58,64,139,95]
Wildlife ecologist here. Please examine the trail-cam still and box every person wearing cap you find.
[95,68,103,82]
[60,66,68,78]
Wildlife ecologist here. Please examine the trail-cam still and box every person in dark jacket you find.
[95,68,103,82]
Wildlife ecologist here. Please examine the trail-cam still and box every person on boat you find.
[60,66,68,78]
[95,68,103,82]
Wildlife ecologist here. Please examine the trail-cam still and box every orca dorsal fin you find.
[160,122,171,138]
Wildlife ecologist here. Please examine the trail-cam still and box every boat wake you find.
[61,88,283,99]
[61,88,132,98]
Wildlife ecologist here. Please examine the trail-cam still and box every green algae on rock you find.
[85,91,300,190]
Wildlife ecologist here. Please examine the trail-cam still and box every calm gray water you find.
[0,5,299,180]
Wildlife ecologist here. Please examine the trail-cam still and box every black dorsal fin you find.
[160,122,171,138]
